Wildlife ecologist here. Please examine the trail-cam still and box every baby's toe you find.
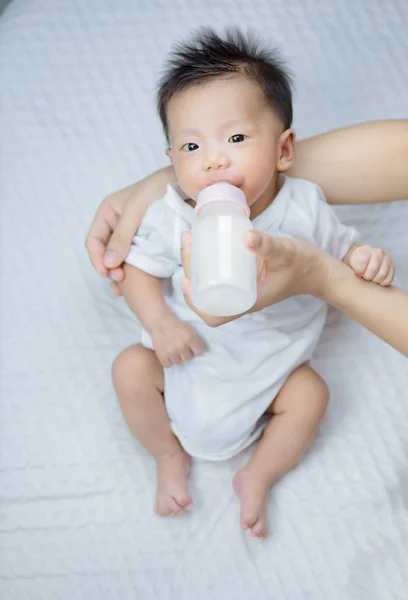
[165,497,182,515]
[154,499,172,517]
[251,519,268,538]
[241,512,258,531]
[177,492,193,510]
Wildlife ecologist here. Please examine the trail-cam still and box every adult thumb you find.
[244,230,277,259]
[181,277,192,305]
[104,207,142,268]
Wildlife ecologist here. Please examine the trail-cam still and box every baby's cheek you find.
[181,181,200,201]
[173,161,199,198]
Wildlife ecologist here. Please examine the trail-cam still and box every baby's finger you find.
[158,352,172,369]
[349,249,371,276]
[179,347,193,361]
[189,337,205,356]
[372,255,392,284]
[170,352,182,366]
[380,265,395,287]
[362,249,385,281]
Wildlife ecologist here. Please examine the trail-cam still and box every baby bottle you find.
[190,182,257,317]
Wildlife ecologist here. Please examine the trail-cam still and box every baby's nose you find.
[203,150,231,171]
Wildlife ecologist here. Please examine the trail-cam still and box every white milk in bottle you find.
[190,182,257,317]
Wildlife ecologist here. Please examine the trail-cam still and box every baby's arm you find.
[120,264,204,368]
[342,244,395,287]
[301,182,395,288]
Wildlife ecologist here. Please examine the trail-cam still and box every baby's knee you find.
[112,344,156,389]
[302,368,329,418]
[314,375,329,411]
[275,364,329,417]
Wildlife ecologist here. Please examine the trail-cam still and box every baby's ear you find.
[277,129,295,172]
[165,147,173,161]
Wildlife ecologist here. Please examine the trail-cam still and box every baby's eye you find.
[229,134,246,143]
[182,142,199,152]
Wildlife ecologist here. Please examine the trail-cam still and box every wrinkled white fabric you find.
[126,176,359,460]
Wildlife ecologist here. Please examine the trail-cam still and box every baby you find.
[112,29,395,538]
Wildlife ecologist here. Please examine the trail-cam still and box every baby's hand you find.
[346,244,395,286]
[150,315,205,368]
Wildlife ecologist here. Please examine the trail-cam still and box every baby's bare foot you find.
[233,467,270,538]
[154,450,192,517]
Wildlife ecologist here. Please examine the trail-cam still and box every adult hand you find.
[179,232,245,327]
[85,187,148,296]
[85,167,175,296]
[241,230,331,306]
[180,230,335,321]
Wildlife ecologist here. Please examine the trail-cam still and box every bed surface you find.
[1,1,408,598]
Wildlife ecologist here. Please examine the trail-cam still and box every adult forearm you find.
[292,120,408,205]
[144,165,177,200]
[323,260,408,357]
[111,165,176,210]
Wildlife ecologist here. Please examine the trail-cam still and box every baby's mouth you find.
[204,175,244,189]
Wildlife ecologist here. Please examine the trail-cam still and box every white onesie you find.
[125,175,358,461]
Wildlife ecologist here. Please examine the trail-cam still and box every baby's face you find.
[166,75,294,210]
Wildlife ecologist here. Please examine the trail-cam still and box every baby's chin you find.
[247,178,279,204]
[175,177,196,198]
[241,187,261,205]
[175,181,195,200]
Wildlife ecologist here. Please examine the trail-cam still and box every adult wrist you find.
[317,254,355,307]
[291,240,331,300]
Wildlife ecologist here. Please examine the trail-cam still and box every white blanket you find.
[1,1,407,598]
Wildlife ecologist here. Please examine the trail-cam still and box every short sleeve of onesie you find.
[125,198,179,278]
[294,181,359,260]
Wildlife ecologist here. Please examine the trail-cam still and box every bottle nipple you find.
[195,182,250,216]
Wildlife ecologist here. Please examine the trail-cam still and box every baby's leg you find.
[233,364,329,538]
[112,344,192,516]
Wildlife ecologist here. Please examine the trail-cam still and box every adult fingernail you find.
[246,231,260,249]
[181,232,187,248]
[181,278,188,295]
[104,250,117,267]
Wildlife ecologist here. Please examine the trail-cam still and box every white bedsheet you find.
[1,1,408,598]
